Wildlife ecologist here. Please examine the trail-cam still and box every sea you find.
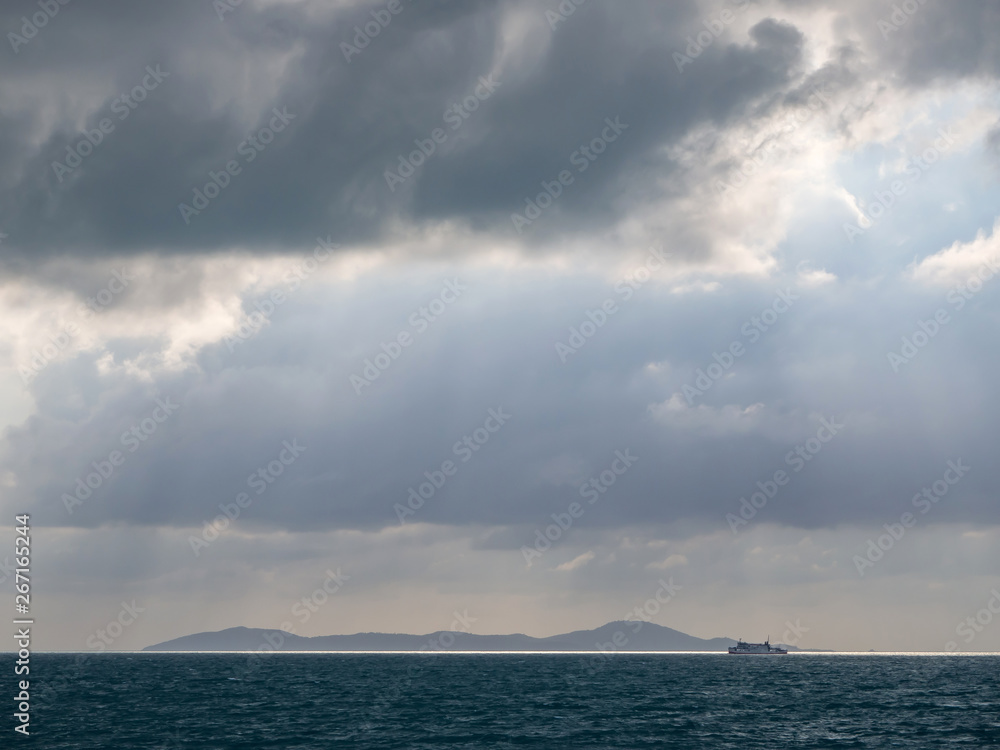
[24,652,1000,748]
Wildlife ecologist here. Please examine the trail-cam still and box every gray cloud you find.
[3,265,996,540]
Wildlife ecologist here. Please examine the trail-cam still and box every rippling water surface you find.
[29,652,1000,748]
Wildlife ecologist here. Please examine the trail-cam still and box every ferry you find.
[728,637,787,654]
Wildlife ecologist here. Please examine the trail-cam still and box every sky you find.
[1,0,999,653]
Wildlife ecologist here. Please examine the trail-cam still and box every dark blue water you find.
[20,653,1000,748]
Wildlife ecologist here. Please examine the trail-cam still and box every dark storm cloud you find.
[0,0,498,260]
[409,12,806,234]
[859,0,1000,86]
[0,0,813,262]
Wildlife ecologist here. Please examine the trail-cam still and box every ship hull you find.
[727,650,787,654]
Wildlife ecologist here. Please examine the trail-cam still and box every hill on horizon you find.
[143,621,805,652]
